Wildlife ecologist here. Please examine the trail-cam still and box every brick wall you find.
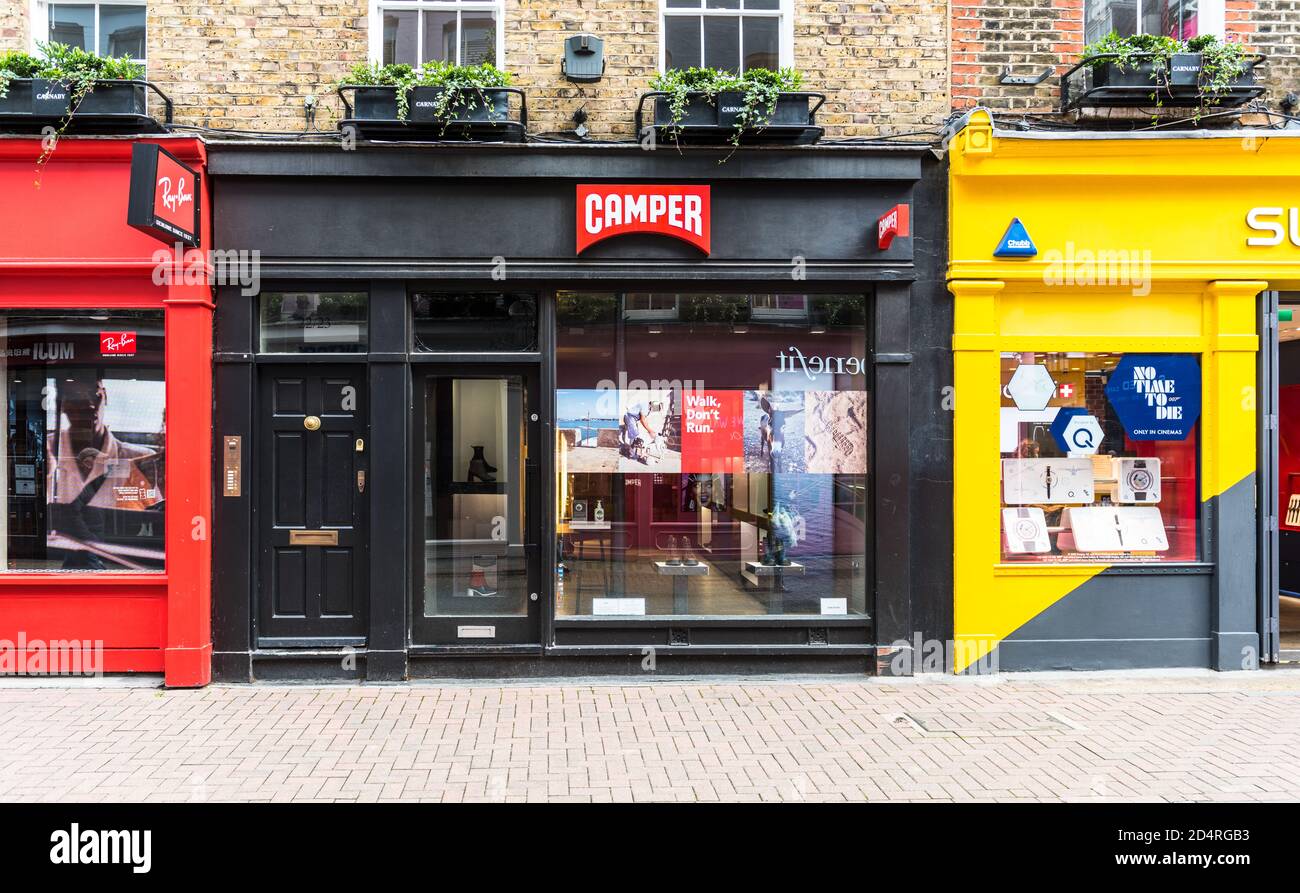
[952,0,1083,111]
[1,0,28,52]
[145,3,368,131]
[1252,0,1300,110]
[796,1,949,135]
[6,1,948,138]
[953,0,1298,115]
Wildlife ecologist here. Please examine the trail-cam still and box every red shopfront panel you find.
[0,138,212,685]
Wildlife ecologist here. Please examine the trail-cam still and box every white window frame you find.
[368,0,506,69]
[30,0,148,64]
[658,0,794,73]
[1084,0,1225,40]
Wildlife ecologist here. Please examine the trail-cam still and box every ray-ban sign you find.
[577,184,710,254]
[127,143,201,248]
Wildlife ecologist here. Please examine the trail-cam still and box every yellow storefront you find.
[948,110,1300,672]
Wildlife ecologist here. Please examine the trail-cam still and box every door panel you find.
[412,367,541,645]
[257,367,368,645]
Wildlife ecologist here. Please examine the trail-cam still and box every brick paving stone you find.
[0,673,1298,802]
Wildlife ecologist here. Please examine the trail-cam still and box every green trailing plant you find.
[417,61,511,123]
[648,66,804,146]
[0,43,142,103]
[1080,31,1250,121]
[1,43,145,181]
[339,60,418,120]
[337,60,512,126]
[0,49,41,100]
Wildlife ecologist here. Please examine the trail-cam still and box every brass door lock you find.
[303,415,321,431]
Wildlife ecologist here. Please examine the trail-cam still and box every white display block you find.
[1001,507,1051,554]
[592,598,646,616]
[1002,458,1095,505]
[1064,506,1169,552]
[820,598,848,615]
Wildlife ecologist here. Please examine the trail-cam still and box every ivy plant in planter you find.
[337,60,515,129]
[1077,31,1260,119]
[0,42,146,118]
[643,67,823,146]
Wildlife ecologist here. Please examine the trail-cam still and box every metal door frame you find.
[1259,290,1280,663]
[408,362,544,646]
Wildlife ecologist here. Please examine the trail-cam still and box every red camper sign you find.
[576,184,710,254]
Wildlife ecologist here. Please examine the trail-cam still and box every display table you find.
[744,561,806,613]
[654,561,708,614]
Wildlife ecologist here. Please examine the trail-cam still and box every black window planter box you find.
[636,90,826,146]
[338,85,527,142]
[0,78,172,134]
[1061,52,1267,113]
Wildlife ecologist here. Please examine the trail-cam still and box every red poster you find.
[681,390,743,473]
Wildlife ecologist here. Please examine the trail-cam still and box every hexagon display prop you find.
[1050,409,1104,455]
[1104,354,1201,441]
[1006,364,1056,411]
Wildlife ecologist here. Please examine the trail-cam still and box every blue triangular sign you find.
[994,218,1037,258]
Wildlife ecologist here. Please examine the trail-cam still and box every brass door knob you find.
[304,415,321,431]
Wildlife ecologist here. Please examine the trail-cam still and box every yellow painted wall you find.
[946,111,1294,672]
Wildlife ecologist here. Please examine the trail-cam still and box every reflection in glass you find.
[422,10,457,63]
[424,376,529,617]
[0,310,165,572]
[460,14,497,65]
[664,15,702,70]
[100,4,146,59]
[555,293,870,619]
[259,293,368,354]
[49,4,94,51]
[412,292,537,352]
[383,10,419,65]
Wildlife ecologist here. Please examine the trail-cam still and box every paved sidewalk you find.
[0,671,1298,802]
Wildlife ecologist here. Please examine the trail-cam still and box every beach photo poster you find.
[742,390,808,474]
[556,388,620,473]
[804,391,868,474]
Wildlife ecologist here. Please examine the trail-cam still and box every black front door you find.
[412,366,542,645]
[257,366,368,646]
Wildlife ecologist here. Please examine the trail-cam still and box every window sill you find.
[0,573,167,588]
[994,562,1212,577]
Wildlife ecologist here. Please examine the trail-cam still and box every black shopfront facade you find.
[207,142,951,681]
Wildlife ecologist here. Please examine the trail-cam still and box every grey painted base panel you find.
[994,638,1211,672]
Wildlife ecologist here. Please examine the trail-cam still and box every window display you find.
[998,351,1199,563]
[555,292,869,618]
[0,311,165,572]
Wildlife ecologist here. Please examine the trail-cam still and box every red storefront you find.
[0,136,212,686]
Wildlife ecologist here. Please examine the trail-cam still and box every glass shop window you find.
[412,292,538,352]
[44,2,147,63]
[999,351,1200,564]
[259,292,368,354]
[0,310,165,573]
[378,0,502,67]
[555,292,870,619]
[1084,0,1201,44]
[662,0,786,72]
